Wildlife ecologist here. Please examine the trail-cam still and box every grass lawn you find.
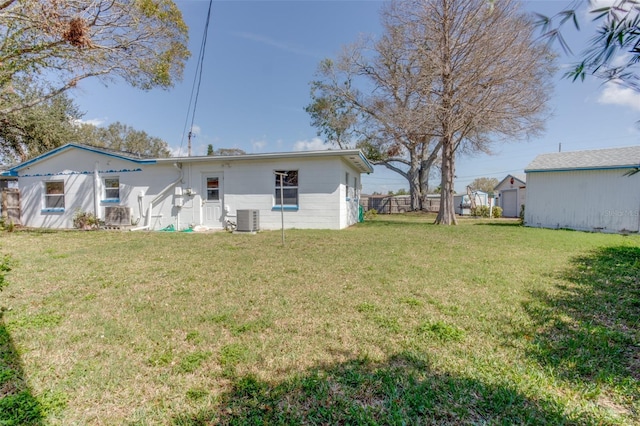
[0,214,639,425]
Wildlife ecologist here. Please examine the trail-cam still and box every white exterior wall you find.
[525,169,640,233]
[495,179,526,218]
[17,147,367,230]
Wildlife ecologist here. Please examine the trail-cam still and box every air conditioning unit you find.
[104,206,131,226]
[236,209,259,232]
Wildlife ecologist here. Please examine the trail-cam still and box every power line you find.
[179,0,214,157]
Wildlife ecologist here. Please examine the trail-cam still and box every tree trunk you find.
[435,139,457,225]
[408,150,422,210]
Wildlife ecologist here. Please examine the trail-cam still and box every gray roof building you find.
[525,146,640,173]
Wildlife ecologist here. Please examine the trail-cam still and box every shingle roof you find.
[525,146,640,172]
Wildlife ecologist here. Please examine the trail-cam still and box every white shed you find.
[6,144,374,231]
[494,174,526,218]
[524,146,640,233]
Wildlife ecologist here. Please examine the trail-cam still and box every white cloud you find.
[189,125,201,136]
[251,139,267,152]
[293,137,329,151]
[72,117,106,127]
[232,32,321,58]
[598,81,640,111]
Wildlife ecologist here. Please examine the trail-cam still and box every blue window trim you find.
[41,208,64,213]
[272,205,299,211]
[101,199,120,204]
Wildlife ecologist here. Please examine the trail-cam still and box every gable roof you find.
[3,143,157,176]
[525,146,640,173]
[3,143,374,177]
[494,173,526,190]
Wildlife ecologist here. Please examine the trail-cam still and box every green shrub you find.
[363,208,378,220]
[72,210,99,230]
[519,204,525,225]
[492,206,503,218]
[470,205,490,218]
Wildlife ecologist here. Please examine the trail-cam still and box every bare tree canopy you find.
[74,122,172,158]
[468,177,499,194]
[0,0,190,115]
[307,0,555,222]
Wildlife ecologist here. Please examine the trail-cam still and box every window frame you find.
[102,177,120,203]
[273,169,299,210]
[206,176,220,201]
[43,180,65,212]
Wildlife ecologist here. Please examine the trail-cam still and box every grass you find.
[0,214,638,424]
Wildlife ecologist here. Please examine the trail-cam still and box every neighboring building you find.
[454,190,490,215]
[494,174,526,218]
[4,144,374,231]
[524,146,640,233]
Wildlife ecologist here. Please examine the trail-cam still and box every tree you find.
[306,10,441,211]
[537,0,640,91]
[0,0,190,115]
[0,87,81,163]
[468,177,499,194]
[207,144,214,156]
[213,148,247,156]
[402,0,554,225]
[74,122,172,158]
[308,0,554,223]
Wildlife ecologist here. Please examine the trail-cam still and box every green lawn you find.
[0,215,638,425]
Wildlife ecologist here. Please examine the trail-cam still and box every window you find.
[206,177,219,201]
[44,181,64,210]
[274,170,298,206]
[104,177,120,201]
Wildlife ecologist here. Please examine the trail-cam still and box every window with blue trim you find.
[44,181,64,210]
[274,170,298,207]
[103,177,120,202]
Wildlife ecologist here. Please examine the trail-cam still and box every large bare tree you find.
[308,0,554,223]
[407,0,555,224]
[0,0,190,115]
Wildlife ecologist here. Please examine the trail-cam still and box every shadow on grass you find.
[472,220,522,227]
[172,352,591,425]
[0,312,43,425]
[524,245,640,400]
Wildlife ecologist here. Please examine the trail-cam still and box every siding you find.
[525,169,640,233]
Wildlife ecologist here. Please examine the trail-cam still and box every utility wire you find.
[179,0,214,157]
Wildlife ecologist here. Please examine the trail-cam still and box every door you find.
[202,174,223,228]
[501,189,518,218]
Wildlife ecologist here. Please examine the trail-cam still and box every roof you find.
[3,143,374,176]
[525,146,640,173]
[494,173,526,190]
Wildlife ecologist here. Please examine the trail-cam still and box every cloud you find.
[188,125,201,136]
[72,117,106,127]
[251,139,267,152]
[293,137,329,151]
[598,82,640,111]
[232,31,321,58]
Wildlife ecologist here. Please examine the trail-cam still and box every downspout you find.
[131,162,183,231]
[93,162,100,220]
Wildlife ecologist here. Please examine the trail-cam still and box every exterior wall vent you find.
[236,209,259,232]
[104,206,131,226]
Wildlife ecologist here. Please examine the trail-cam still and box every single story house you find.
[494,174,526,218]
[4,143,374,231]
[524,146,640,233]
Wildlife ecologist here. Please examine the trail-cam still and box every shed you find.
[494,174,526,218]
[5,144,374,231]
[454,190,489,215]
[524,146,640,233]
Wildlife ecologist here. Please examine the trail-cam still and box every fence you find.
[360,195,440,214]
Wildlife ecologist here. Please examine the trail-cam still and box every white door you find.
[202,174,223,228]
[502,189,518,218]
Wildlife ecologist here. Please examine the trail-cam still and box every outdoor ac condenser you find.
[236,209,259,232]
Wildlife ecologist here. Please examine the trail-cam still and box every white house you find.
[524,146,640,233]
[5,144,374,231]
[494,174,526,218]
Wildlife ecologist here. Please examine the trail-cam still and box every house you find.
[494,174,526,218]
[524,146,640,233]
[4,144,374,231]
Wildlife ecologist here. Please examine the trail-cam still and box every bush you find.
[470,205,490,218]
[364,208,378,220]
[73,210,99,230]
[492,206,503,218]
[519,204,525,225]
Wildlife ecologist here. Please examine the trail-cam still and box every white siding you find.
[525,169,640,233]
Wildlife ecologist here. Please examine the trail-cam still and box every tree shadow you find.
[523,245,639,406]
[0,312,44,425]
[172,352,593,425]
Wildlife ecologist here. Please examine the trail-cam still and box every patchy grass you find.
[0,215,638,424]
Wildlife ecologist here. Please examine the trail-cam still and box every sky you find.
[70,0,640,194]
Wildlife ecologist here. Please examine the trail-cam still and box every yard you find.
[0,215,638,425]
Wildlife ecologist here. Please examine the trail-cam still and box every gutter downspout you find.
[93,162,100,220]
[131,162,183,231]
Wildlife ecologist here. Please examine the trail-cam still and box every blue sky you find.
[71,0,640,194]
